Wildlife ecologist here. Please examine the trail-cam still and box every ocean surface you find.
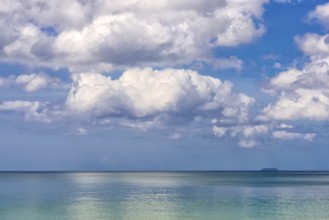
[0,171,329,220]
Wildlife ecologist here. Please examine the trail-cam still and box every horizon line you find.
[1,169,329,173]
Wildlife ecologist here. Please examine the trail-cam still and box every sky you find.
[1,0,329,171]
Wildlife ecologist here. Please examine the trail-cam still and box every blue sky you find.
[1,0,329,170]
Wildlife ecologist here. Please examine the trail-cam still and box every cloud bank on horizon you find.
[0,0,329,148]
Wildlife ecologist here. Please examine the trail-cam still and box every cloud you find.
[0,73,66,92]
[0,101,52,122]
[119,117,165,131]
[0,67,259,147]
[212,126,227,137]
[261,32,329,121]
[260,60,329,121]
[68,127,88,136]
[308,2,329,29]
[212,1,266,47]
[66,68,255,122]
[213,124,269,148]
[256,2,328,146]
[2,1,327,150]
[242,124,269,138]
[0,0,268,71]
[260,87,329,121]
[2,24,52,64]
[238,140,259,148]
[213,121,317,147]
[272,130,316,141]
[15,73,64,92]
[27,66,258,148]
[277,123,293,129]
[295,33,329,58]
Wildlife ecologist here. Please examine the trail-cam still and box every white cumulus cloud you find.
[308,2,329,29]
[66,68,254,121]
[256,2,329,146]
[295,33,329,58]
[261,22,329,122]
[0,0,268,71]
[260,58,329,121]
[0,67,258,148]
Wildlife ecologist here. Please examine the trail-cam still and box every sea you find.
[0,171,329,220]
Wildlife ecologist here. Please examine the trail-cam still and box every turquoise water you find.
[1,171,329,219]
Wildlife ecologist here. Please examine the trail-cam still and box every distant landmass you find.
[261,168,279,172]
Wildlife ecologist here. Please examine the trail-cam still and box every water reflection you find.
[66,173,183,219]
[0,172,329,219]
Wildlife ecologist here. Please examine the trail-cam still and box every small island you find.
[260,168,279,172]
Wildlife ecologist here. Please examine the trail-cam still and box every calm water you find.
[0,171,329,220]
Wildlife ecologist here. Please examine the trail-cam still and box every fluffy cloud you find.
[66,68,255,121]
[261,53,329,121]
[0,0,268,71]
[0,67,258,147]
[250,2,329,146]
[260,87,329,121]
[308,2,329,29]
[0,73,65,92]
[261,5,329,121]
[295,33,329,58]
[65,67,258,147]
